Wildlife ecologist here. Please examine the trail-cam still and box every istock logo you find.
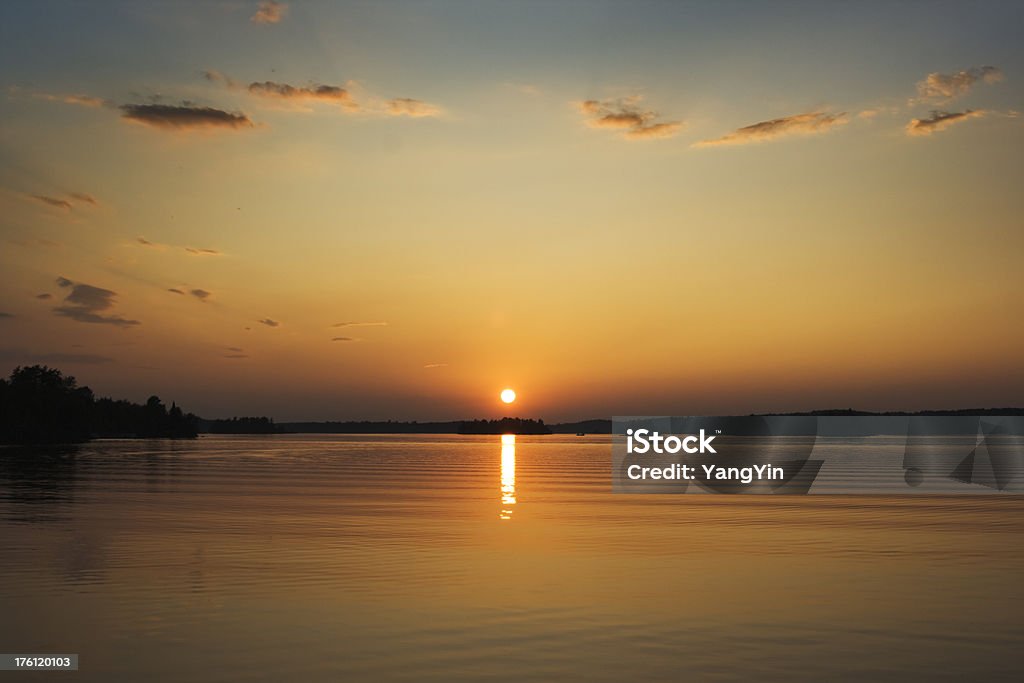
[626,428,717,454]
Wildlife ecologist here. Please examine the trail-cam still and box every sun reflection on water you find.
[500,434,516,520]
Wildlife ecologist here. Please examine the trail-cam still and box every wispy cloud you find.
[121,104,253,131]
[332,321,388,328]
[190,289,212,301]
[31,195,72,211]
[386,98,441,118]
[52,277,140,327]
[331,336,359,342]
[251,1,288,25]
[248,81,358,110]
[203,70,236,88]
[257,318,279,327]
[695,111,848,147]
[906,109,985,136]
[27,91,111,108]
[137,238,221,256]
[577,96,683,140]
[916,66,1003,101]
[423,362,448,369]
[35,293,52,300]
[27,191,98,212]
[167,288,185,295]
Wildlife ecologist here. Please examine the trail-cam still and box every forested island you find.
[0,366,198,444]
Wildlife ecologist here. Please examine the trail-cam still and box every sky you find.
[1,0,1022,421]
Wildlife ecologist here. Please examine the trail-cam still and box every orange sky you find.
[1,1,1022,420]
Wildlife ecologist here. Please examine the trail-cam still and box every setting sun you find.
[500,389,517,404]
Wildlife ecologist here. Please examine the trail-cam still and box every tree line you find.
[0,365,198,444]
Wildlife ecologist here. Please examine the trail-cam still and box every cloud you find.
[331,336,358,342]
[203,70,236,88]
[257,318,279,327]
[695,111,848,147]
[906,110,985,136]
[190,289,212,301]
[31,195,72,210]
[52,279,140,326]
[226,347,244,353]
[332,321,388,328]
[167,288,185,295]
[68,192,98,205]
[386,98,441,118]
[916,66,1003,100]
[251,1,288,24]
[36,293,52,300]
[30,92,110,108]
[423,363,448,369]
[248,81,359,111]
[577,97,683,140]
[138,238,221,255]
[27,191,98,212]
[120,104,253,131]
[0,312,13,319]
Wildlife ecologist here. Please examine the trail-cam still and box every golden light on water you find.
[500,434,516,520]
[500,389,516,404]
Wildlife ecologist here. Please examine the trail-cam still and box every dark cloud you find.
[137,237,157,246]
[203,70,236,88]
[31,195,72,210]
[36,293,52,300]
[251,1,288,24]
[695,111,848,147]
[190,289,212,301]
[0,312,13,319]
[331,336,357,342]
[52,280,140,327]
[120,104,253,131]
[906,110,985,136]
[184,247,221,255]
[68,192,98,205]
[578,97,683,140]
[28,192,98,212]
[248,81,358,109]
[917,66,1003,100]
[167,288,185,295]
[257,318,279,327]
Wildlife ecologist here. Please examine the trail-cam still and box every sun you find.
[500,388,516,404]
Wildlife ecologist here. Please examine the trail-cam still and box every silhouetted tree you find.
[0,366,198,444]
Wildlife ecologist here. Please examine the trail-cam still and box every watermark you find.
[612,416,1024,494]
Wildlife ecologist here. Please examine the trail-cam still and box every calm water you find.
[1,435,1022,682]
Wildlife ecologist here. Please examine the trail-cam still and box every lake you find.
[1,434,1022,681]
